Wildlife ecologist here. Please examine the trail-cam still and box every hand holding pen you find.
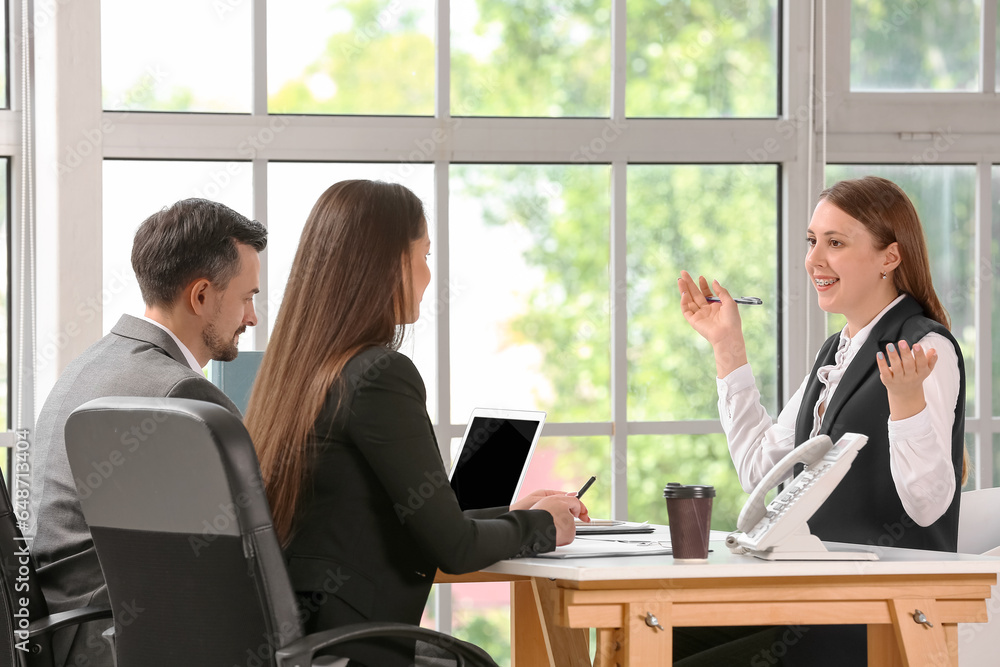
[678,270,752,378]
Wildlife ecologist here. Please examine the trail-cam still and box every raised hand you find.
[876,340,938,420]
[677,270,749,377]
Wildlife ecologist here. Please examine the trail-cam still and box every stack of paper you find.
[536,538,672,559]
[574,519,655,535]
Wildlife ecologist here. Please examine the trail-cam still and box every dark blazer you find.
[793,295,965,551]
[28,314,240,667]
[285,347,556,667]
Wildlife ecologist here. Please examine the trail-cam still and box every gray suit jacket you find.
[27,314,240,667]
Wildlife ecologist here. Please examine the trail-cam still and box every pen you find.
[706,296,763,305]
[576,476,596,500]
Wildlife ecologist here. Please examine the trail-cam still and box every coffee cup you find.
[663,483,715,561]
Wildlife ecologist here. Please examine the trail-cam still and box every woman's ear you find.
[883,241,902,274]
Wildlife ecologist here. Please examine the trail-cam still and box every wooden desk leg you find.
[888,598,954,667]
[510,579,590,667]
[595,628,623,667]
[868,624,905,667]
[623,602,671,667]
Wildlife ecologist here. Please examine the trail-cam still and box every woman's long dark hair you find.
[246,180,426,545]
[820,176,968,484]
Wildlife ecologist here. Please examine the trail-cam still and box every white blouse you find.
[716,296,962,527]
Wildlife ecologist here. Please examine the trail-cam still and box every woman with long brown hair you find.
[677,175,967,665]
[245,180,585,667]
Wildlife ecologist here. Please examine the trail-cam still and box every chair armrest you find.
[274,622,498,667]
[28,604,113,636]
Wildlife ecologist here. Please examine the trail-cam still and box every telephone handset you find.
[728,432,878,561]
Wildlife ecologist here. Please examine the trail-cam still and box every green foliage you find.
[626,0,778,116]
[269,0,434,115]
[452,607,512,667]
[452,1,611,116]
[851,0,981,90]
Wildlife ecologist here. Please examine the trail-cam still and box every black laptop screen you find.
[449,417,539,511]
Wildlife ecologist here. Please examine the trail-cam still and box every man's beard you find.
[203,321,245,362]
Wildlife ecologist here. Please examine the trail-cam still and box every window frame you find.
[27,0,1000,637]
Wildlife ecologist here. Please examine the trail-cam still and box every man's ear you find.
[883,241,902,274]
[185,279,212,316]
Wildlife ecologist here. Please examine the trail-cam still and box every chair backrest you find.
[0,466,49,666]
[958,487,1000,554]
[64,397,303,667]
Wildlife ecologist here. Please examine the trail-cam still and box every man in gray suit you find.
[27,198,267,667]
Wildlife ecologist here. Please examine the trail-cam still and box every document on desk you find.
[574,519,655,535]
[535,538,672,559]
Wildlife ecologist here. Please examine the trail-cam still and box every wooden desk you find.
[440,532,1000,667]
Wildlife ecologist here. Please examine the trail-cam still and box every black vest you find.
[793,296,965,552]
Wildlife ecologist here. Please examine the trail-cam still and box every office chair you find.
[956,487,1000,666]
[0,466,113,667]
[63,396,499,667]
[958,487,1000,556]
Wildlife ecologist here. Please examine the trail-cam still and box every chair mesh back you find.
[65,398,302,667]
[90,526,272,665]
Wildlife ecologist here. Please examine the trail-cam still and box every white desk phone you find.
[726,432,879,561]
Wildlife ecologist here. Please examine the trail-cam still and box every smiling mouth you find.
[814,278,839,287]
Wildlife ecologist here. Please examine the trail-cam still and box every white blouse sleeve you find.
[716,364,808,493]
[886,332,961,527]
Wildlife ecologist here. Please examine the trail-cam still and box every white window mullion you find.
[609,0,628,522]
[781,0,821,397]
[975,161,994,488]
[250,0,268,348]
[252,160,268,350]
[34,0,103,401]
[251,0,267,115]
[981,0,996,94]
[432,1,452,634]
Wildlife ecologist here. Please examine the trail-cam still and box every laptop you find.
[448,408,546,511]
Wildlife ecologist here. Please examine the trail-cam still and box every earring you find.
[881,271,887,280]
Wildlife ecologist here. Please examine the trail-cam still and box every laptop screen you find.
[449,411,544,511]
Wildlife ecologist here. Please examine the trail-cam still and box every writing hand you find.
[511,488,569,512]
[531,495,588,546]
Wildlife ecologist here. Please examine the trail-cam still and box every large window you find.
[29,1,1000,662]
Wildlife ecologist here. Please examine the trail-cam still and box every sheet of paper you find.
[575,520,654,535]
[535,538,672,559]
[575,518,624,526]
